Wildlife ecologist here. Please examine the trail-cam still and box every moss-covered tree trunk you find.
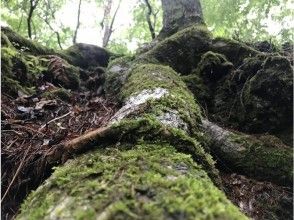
[5,0,292,219]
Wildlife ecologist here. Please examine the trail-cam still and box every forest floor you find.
[1,85,118,219]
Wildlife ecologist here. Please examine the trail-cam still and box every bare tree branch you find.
[144,0,156,39]
[73,0,82,44]
[27,0,39,39]
[102,0,122,47]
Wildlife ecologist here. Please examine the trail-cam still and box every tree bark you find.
[159,0,204,37]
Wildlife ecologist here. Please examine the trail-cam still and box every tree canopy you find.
[2,0,293,53]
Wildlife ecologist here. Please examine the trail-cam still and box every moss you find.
[18,144,247,220]
[1,47,43,96]
[140,25,212,74]
[210,37,260,66]
[118,64,202,132]
[194,51,234,82]
[1,26,55,55]
[104,55,135,100]
[58,43,111,69]
[2,76,35,96]
[181,74,211,108]
[209,53,292,135]
[1,32,13,47]
[41,88,71,101]
[109,116,219,183]
[241,55,293,133]
[41,55,81,90]
[226,133,293,186]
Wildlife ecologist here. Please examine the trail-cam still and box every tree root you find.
[202,119,293,186]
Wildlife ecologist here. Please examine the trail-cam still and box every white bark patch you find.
[110,88,169,123]
[156,110,188,131]
[109,65,127,73]
[201,119,246,155]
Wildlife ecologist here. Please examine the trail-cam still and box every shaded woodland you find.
[1,0,293,219]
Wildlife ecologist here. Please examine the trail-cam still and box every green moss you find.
[1,27,55,55]
[2,76,35,96]
[194,51,233,82]
[1,47,43,96]
[140,25,212,74]
[227,133,293,186]
[1,32,13,47]
[241,55,293,133]
[119,64,202,132]
[211,37,260,66]
[57,43,111,69]
[181,74,211,107]
[104,55,135,99]
[18,144,247,220]
[108,55,135,67]
[41,88,71,101]
[109,116,219,182]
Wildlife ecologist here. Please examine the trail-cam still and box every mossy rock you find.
[43,55,80,90]
[194,51,234,82]
[1,26,55,55]
[1,46,47,96]
[210,37,260,66]
[242,56,293,133]
[142,25,212,74]
[17,144,247,220]
[209,54,292,136]
[1,32,13,47]
[181,74,211,107]
[58,43,112,69]
[104,55,135,100]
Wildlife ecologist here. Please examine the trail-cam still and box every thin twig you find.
[39,112,71,131]
[1,141,29,203]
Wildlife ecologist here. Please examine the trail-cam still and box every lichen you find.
[104,55,135,99]
[18,144,247,220]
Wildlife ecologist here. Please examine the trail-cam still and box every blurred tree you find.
[1,0,292,51]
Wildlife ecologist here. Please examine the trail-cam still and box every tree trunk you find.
[101,0,121,48]
[159,0,204,38]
